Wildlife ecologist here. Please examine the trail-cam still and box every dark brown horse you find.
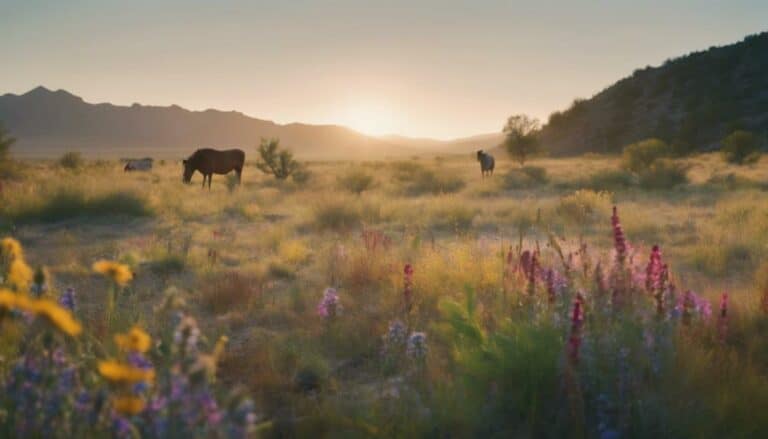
[182,148,245,189]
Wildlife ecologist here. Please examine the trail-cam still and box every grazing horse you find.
[124,157,153,172]
[182,148,245,189]
[476,150,495,177]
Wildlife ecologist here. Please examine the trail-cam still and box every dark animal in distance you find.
[182,148,245,189]
[476,150,495,177]
[124,157,153,172]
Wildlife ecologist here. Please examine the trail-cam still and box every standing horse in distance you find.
[182,148,245,189]
[476,150,495,178]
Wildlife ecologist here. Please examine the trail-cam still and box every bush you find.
[58,151,84,170]
[312,199,363,231]
[721,130,761,165]
[556,189,612,225]
[337,168,375,194]
[8,188,153,223]
[637,159,689,190]
[622,138,671,173]
[582,169,636,191]
[255,138,300,179]
[392,162,465,196]
[502,166,549,189]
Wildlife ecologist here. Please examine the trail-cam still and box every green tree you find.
[721,130,761,165]
[255,138,301,180]
[503,114,541,166]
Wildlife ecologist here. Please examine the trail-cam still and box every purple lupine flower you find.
[645,245,663,293]
[317,287,341,318]
[568,293,585,364]
[58,287,76,312]
[382,319,407,354]
[406,332,428,361]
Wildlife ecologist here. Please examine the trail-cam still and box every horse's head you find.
[182,159,194,183]
[476,150,484,161]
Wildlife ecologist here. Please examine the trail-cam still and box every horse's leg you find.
[201,174,206,188]
[208,174,212,190]
[236,167,242,184]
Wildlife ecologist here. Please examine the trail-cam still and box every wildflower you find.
[545,268,557,304]
[173,314,201,353]
[406,331,428,361]
[1,237,23,260]
[98,360,155,384]
[58,287,76,312]
[645,245,663,293]
[31,299,83,336]
[317,287,341,319]
[92,260,133,286]
[115,326,152,353]
[403,264,414,314]
[568,293,585,364]
[8,258,34,291]
[0,288,17,309]
[112,396,146,416]
[611,206,627,265]
[382,319,407,353]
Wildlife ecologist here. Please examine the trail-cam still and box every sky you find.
[1,1,767,139]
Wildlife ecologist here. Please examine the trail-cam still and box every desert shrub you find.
[391,161,465,195]
[291,166,312,185]
[622,138,671,173]
[637,159,689,190]
[687,239,756,277]
[502,166,549,189]
[705,173,763,191]
[721,130,761,165]
[58,151,84,170]
[8,188,153,223]
[148,253,186,278]
[337,168,375,194]
[556,189,612,225]
[200,271,263,314]
[256,137,301,179]
[312,199,362,231]
[582,169,636,191]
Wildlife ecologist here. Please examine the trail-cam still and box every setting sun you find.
[333,101,399,136]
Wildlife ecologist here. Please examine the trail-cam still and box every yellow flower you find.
[8,258,33,291]
[98,360,155,384]
[0,289,18,309]
[112,396,146,415]
[31,299,82,336]
[92,260,133,286]
[1,237,23,260]
[0,290,81,336]
[115,326,152,353]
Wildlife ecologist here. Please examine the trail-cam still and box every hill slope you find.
[0,87,502,160]
[540,32,768,155]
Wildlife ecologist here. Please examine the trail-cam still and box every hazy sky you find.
[2,1,767,139]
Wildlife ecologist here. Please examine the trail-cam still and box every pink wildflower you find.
[317,288,341,319]
[611,206,627,266]
[568,293,585,364]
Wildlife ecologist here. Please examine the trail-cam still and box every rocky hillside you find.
[540,32,768,155]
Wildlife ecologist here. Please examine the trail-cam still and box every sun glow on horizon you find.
[332,100,401,137]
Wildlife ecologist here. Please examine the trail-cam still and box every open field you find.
[3,153,768,437]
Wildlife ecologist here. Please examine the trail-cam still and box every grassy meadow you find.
[3,152,768,437]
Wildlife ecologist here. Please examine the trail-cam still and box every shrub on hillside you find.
[583,169,636,191]
[621,138,671,173]
[502,166,549,189]
[58,151,84,170]
[721,130,761,165]
[637,159,689,190]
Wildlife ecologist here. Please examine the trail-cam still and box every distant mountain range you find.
[540,31,768,155]
[0,87,502,160]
